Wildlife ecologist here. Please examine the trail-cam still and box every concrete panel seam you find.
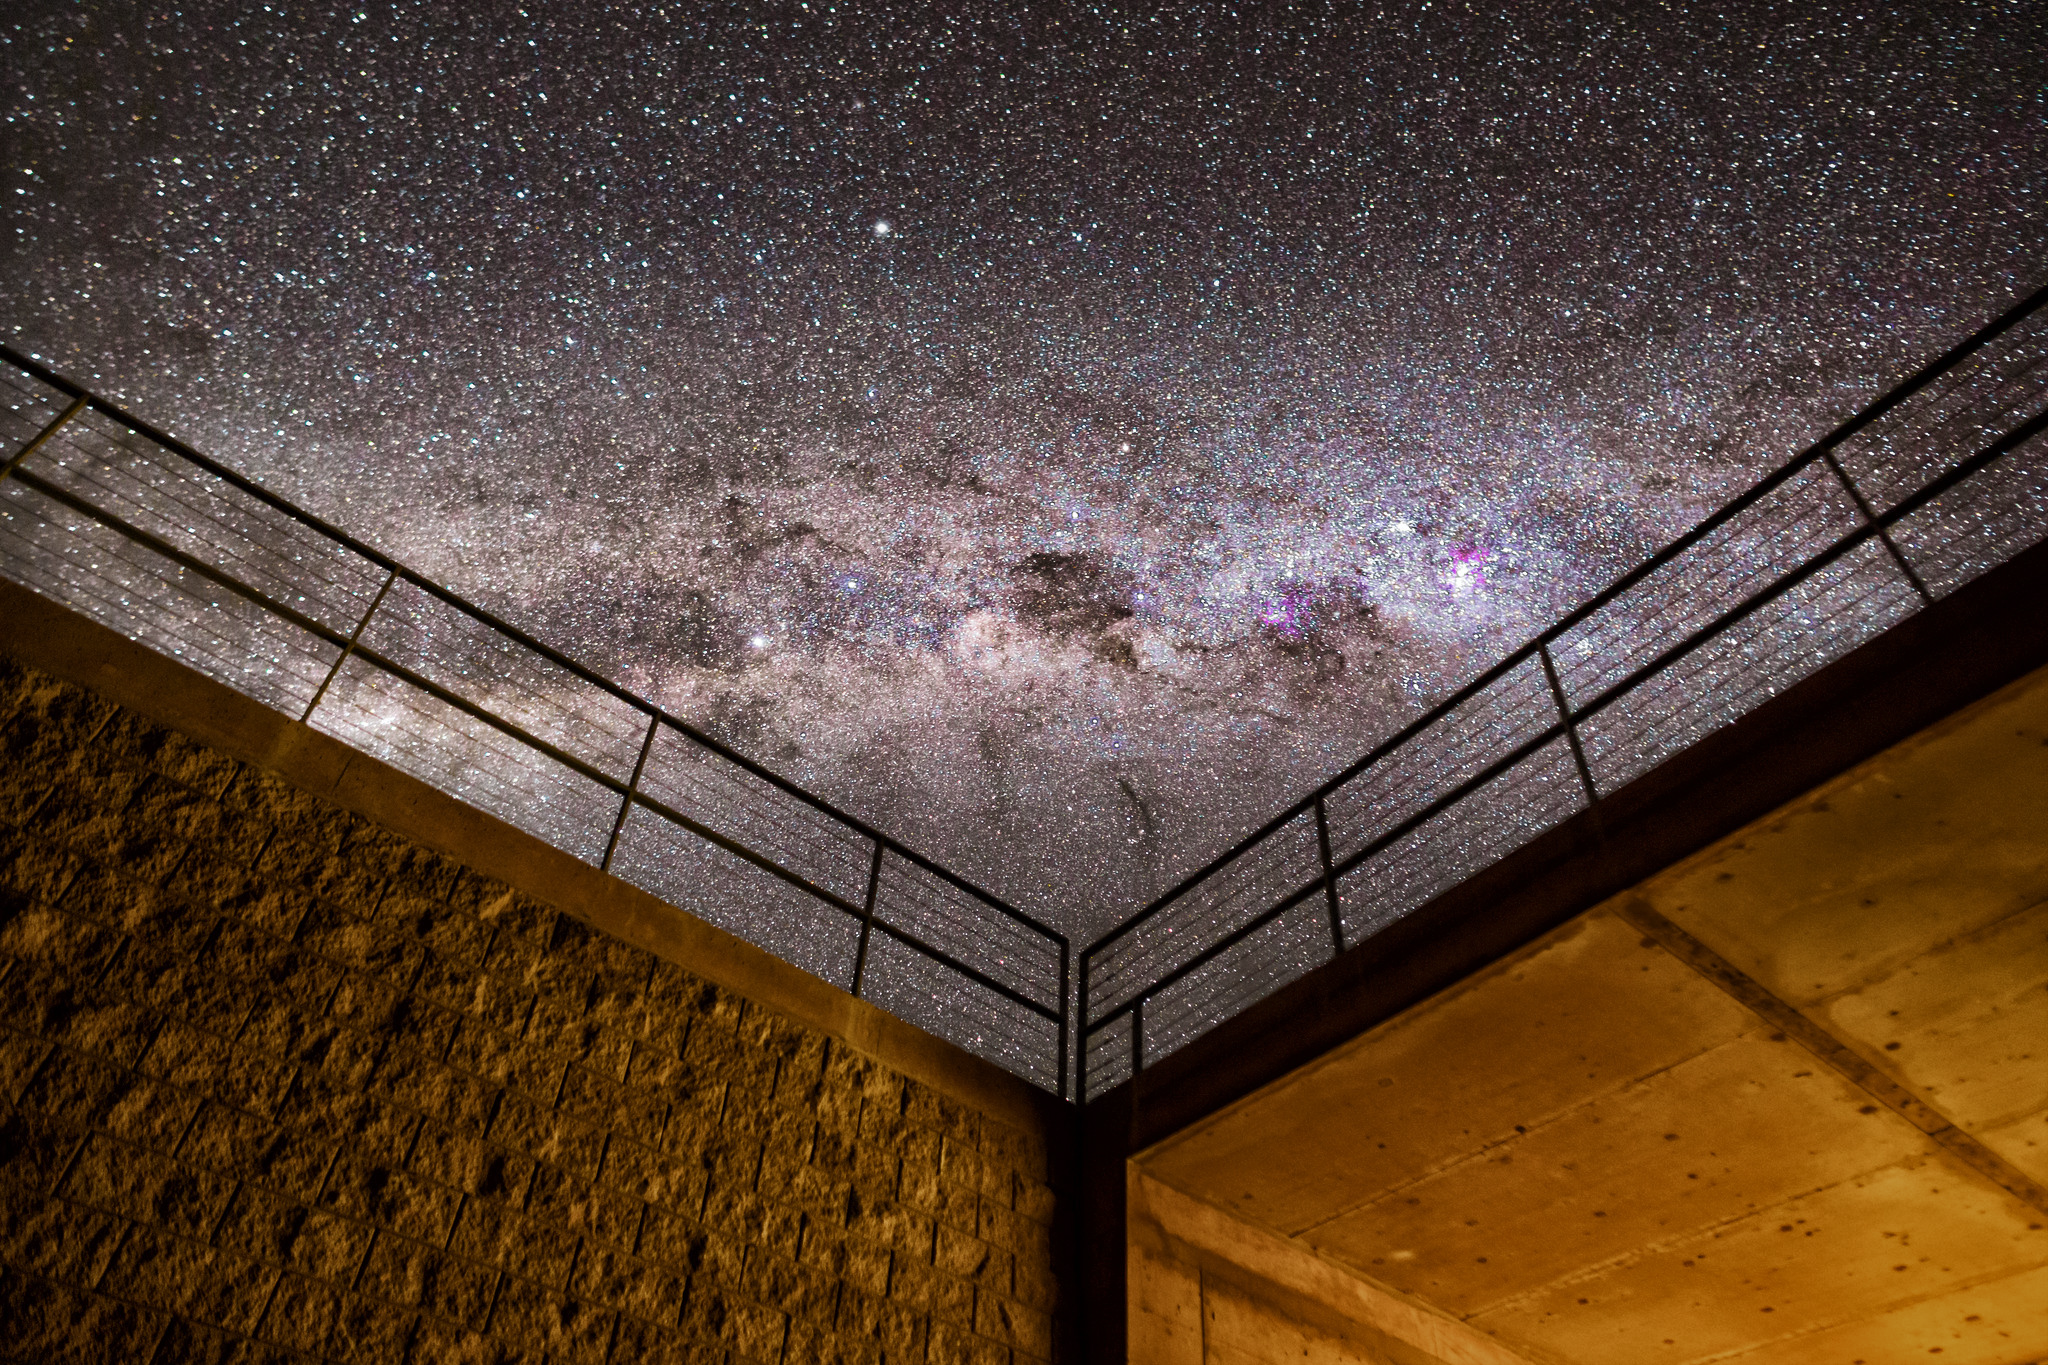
[1618,896,2048,1219]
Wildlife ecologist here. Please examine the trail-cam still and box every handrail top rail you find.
[1078,278,2048,967]
[0,341,1065,949]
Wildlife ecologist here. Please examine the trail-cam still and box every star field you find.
[5,1,2044,937]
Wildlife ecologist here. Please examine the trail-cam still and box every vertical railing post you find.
[1,394,89,483]
[602,712,662,873]
[301,568,397,724]
[850,841,885,998]
[1314,796,1344,958]
[1819,448,1935,605]
[1057,940,1070,1101]
[1076,950,1092,1103]
[1539,642,1602,809]
[1131,999,1145,1078]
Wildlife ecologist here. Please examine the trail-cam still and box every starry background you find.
[4,1,2044,939]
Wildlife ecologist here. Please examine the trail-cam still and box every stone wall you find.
[0,653,1057,1364]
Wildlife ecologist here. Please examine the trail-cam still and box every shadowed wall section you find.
[0,609,1062,1364]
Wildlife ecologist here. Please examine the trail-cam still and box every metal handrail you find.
[0,343,1053,942]
[0,344,1071,1097]
[6,274,2043,1109]
[1077,278,2048,1098]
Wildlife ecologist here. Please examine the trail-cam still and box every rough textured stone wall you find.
[0,654,1057,1364]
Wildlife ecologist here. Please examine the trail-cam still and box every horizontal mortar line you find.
[1617,899,2048,1219]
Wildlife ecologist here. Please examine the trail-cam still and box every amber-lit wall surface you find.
[1130,660,2048,1364]
[0,635,1059,1363]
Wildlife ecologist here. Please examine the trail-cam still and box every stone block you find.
[978,1199,1050,1264]
[936,1223,1009,1286]
[525,1161,643,1252]
[215,1186,374,1283]
[719,1291,790,1362]
[257,1271,347,1355]
[1012,1172,1055,1228]
[0,907,119,974]
[61,1135,233,1239]
[94,713,240,801]
[846,1190,934,1262]
[568,1241,685,1327]
[298,905,423,986]
[415,955,533,1038]
[978,1117,1049,1185]
[323,971,407,1036]
[238,998,376,1089]
[941,1133,1008,1203]
[380,890,494,970]
[740,1246,840,1322]
[1013,1249,1057,1313]
[975,1288,1052,1360]
[597,1134,704,1217]
[0,1028,47,1105]
[409,1122,531,1206]
[318,1151,462,1247]
[442,1018,537,1090]
[488,1090,603,1183]
[558,1063,665,1147]
[355,1232,499,1327]
[929,1315,1010,1365]
[0,828,84,909]
[15,972,158,1070]
[32,768,145,847]
[0,1267,168,1362]
[168,857,313,940]
[0,1196,129,1284]
[835,1284,928,1360]
[488,1273,616,1365]
[634,1205,708,1275]
[82,822,194,891]
[889,1255,976,1326]
[332,1287,421,1362]
[370,1045,497,1132]
[524,996,633,1081]
[849,1141,901,1208]
[15,1044,125,1128]
[140,1021,295,1118]
[65,861,208,949]
[102,1223,279,1332]
[682,1019,777,1095]
[609,1310,694,1364]
[350,831,460,904]
[448,1197,577,1290]
[0,1100,86,1201]
[403,1313,534,1365]
[658,1082,730,1161]
[477,892,554,980]
[124,773,231,850]
[272,1075,418,1172]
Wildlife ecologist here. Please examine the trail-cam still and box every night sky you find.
[5,1,2044,938]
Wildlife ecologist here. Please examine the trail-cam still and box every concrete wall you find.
[1133,660,2048,1363]
[0,615,1062,1363]
[1126,1170,1527,1365]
